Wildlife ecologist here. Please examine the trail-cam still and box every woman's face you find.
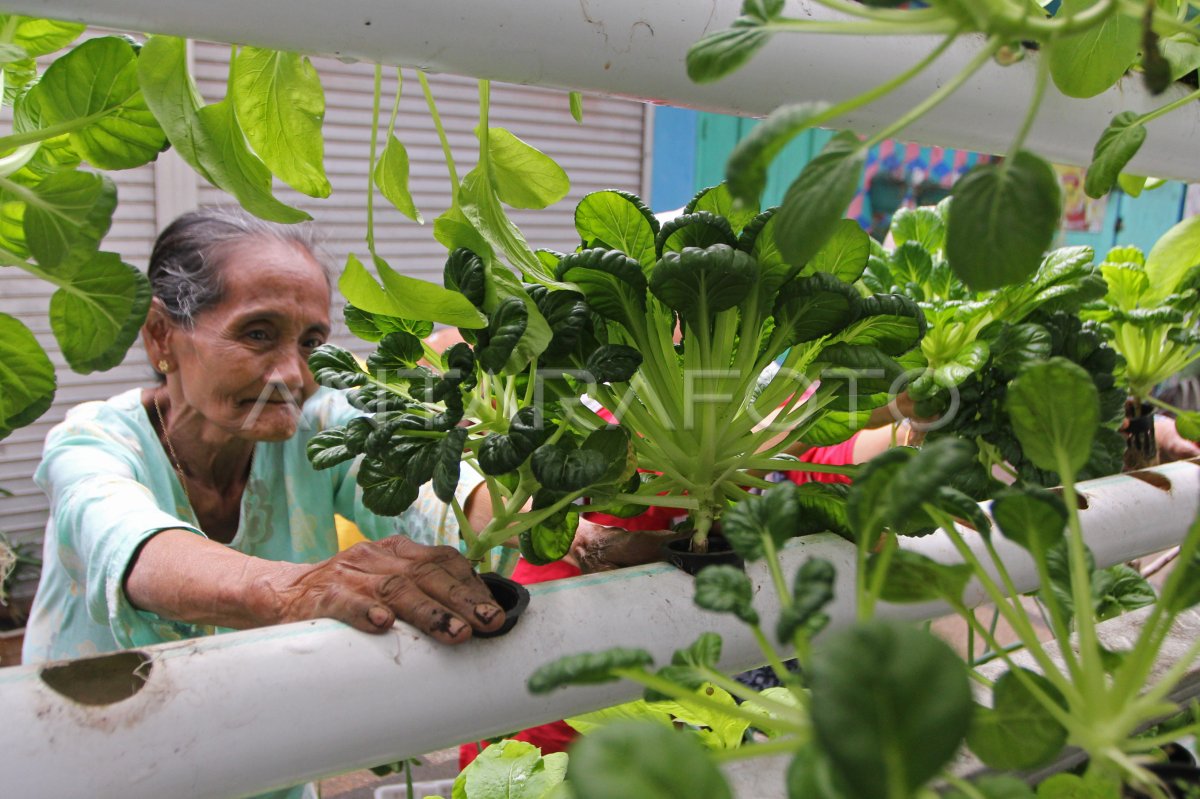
[169,238,332,442]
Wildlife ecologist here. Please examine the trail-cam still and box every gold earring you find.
[157,359,170,373]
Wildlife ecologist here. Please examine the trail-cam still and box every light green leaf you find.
[687,24,772,84]
[806,218,870,283]
[21,169,117,270]
[1161,34,1200,81]
[875,548,973,604]
[947,151,1062,291]
[196,98,311,223]
[1048,0,1141,98]
[373,134,422,222]
[49,251,151,373]
[567,721,732,799]
[2,16,86,58]
[740,687,803,739]
[1006,357,1100,477]
[138,36,308,224]
[1143,214,1200,303]
[650,683,749,750]
[574,189,659,270]
[775,131,866,268]
[231,47,330,198]
[485,127,570,210]
[569,91,584,123]
[28,35,166,170]
[0,312,56,440]
[1099,263,1148,312]
[1176,411,1200,441]
[1117,173,1149,197]
[566,700,674,736]
[890,206,946,252]
[459,739,567,799]
[339,253,486,328]
[1084,112,1146,199]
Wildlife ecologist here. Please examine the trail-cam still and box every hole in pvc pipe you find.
[1048,487,1090,510]
[40,650,152,706]
[1128,470,1173,492]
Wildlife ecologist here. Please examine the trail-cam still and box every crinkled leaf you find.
[792,482,852,537]
[529,286,590,359]
[683,183,759,235]
[649,243,757,324]
[847,446,916,544]
[725,102,831,207]
[486,127,570,210]
[694,565,759,625]
[1085,112,1146,199]
[431,427,467,503]
[890,206,946,252]
[49,250,151,373]
[809,620,972,799]
[519,494,579,566]
[0,312,56,440]
[721,483,798,561]
[29,36,166,170]
[443,248,487,308]
[366,331,424,377]
[556,247,648,329]
[654,211,738,259]
[775,131,866,268]
[231,47,330,198]
[818,343,906,405]
[882,438,977,535]
[806,218,871,283]
[584,344,642,383]
[947,151,1062,291]
[990,323,1053,376]
[479,432,534,475]
[307,428,359,470]
[531,441,607,492]
[357,459,419,516]
[968,669,1067,770]
[573,189,659,270]
[841,294,925,356]
[581,425,636,485]
[528,648,655,693]
[1006,358,1099,476]
[1092,563,1155,621]
[478,296,529,374]
[772,272,859,346]
[309,344,368,388]
[776,558,836,643]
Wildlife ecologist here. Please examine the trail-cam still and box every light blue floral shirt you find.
[22,387,485,799]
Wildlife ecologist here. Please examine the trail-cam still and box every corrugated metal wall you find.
[0,41,649,550]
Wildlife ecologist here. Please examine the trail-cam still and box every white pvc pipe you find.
[7,0,1200,180]
[0,460,1196,798]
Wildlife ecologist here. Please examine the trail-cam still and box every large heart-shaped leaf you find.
[725,102,831,207]
[574,189,659,269]
[21,169,116,270]
[1049,0,1140,98]
[0,312,56,440]
[49,250,151,373]
[556,247,648,329]
[486,127,570,210]
[339,253,486,328]
[649,243,757,323]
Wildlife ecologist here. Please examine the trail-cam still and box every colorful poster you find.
[1057,165,1108,233]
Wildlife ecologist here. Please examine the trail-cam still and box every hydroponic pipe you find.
[6,0,1200,181]
[0,460,1196,798]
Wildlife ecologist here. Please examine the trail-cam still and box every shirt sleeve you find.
[34,422,207,649]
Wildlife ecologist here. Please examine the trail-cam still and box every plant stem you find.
[366,64,382,256]
[615,669,809,734]
[417,71,459,195]
[1005,35,1050,157]
[1138,85,1200,127]
[1057,462,1107,711]
[700,666,809,719]
[751,623,795,687]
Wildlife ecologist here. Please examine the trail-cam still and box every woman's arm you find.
[124,529,504,643]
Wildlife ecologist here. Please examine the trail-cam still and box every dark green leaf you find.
[1006,357,1100,476]
[876,548,973,604]
[477,297,529,374]
[573,190,659,270]
[654,211,738,259]
[527,648,655,693]
[687,24,772,84]
[1092,563,1155,621]
[529,286,590,359]
[772,272,860,346]
[309,344,368,388]
[443,248,487,307]
[357,459,419,516]
[0,312,56,440]
[968,669,1067,769]
[775,132,866,268]
[531,441,607,492]
[722,483,799,561]
[366,331,424,377]
[694,565,759,625]
[22,170,117,270]
[841,294,926,356]
[567,721,732,799]
[947,152,1062,291]
[725,102,831,207]
[556,247,648,329]
[649,244,757,324]
[432,427,467,503]
[809,620,973,799]
[818,343,906,405]
[1085,112,1146,199]
[777,558,836,643]
[847,447,915,545]
[806,218,871,283]
[792,482,852,537]
[343,304,433,343]
[884,438,977,534]
[478,432,534,475]
[786,744,846,799]
[990,323,1053,376]
[683,183,759,234]
[584,344,642,383]
[306,428,358,470]
[890,241,934,287]
[581,425,637,485]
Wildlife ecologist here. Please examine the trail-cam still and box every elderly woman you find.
[22,207,508,670]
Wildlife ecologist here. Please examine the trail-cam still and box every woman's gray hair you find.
[148,206,334,328]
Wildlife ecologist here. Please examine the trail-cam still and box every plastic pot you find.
[1123,399,1159,472]
[1123,763,1200,798]
[662,533,744,576]
[474,572,530,639]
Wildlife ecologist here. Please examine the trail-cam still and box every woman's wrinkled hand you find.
[265,536,504,643]
[569,520,687,574]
